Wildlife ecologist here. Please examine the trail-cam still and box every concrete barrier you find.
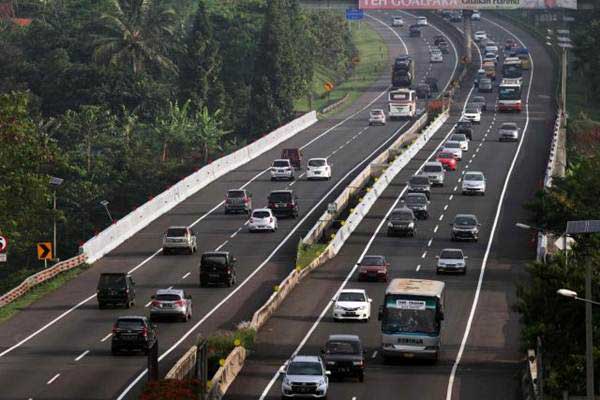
[81,112,318,264]
[207,346,247,400]
[164,345,197,381]
[0,254,87,308]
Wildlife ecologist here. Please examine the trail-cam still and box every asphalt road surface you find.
[0,11,462,400]
[226,11,556,400]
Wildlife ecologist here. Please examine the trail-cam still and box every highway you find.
[0,12,462,400]
[226,12,556,400]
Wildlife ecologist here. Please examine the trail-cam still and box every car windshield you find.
[410,177,429,185]
[308,159,326,167]
[201,255,227,267]
[450,134,466,141]
[465,173,484,181]
[455,216,476,226]
[438,152,454,159]
[466,107,479,113]
[252,211,270,218]
[326,341,360,355]
[287,362,322,376]
[440,250,463,259]
[423,165,442,173]
[361,256,385,266]
[227,190,244,198]
[472,97,485,103]
[338,292,366,302]
[501,123,517,130]
[391,211,413,220]
[117,319,144,330]
[480,79,492,85]
[167,228,187,237]
[406,195,426,205]
[269,192,292,202]
[370,110,384,116]
[155,294,181,301]
[445,142,460,149]
[99,274,126,287]
[273,160,289,167]
[457,121,471,128]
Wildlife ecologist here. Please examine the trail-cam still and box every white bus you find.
[498,79,523,112]
[388,88,416,119]
[378,279,445,361]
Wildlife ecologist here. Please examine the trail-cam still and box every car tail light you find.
[112,324,118,334]
[269,202,275,208]
[269,218,273,223]
[288,203,294,207]
[250,218,255,223]
[244,197,250,204]
[151,300,160,307]
[175,300,185,307]
[142,327,148,337]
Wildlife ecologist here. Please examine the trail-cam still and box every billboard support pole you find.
[462,10,473,64]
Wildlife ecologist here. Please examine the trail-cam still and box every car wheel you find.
[224,209,229,215]
[125,300,131,309]
[436,269,441,274]
[111,347,119,355]
[359,372,365,382]
[162,248,169,256]
[462,267,467,275]
[200,280,207,288]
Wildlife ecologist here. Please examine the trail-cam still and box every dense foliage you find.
[0,0,355,292]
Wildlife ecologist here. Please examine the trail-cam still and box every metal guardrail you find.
[0,254,87,308]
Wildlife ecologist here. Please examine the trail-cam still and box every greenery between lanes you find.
[296,241,329,270]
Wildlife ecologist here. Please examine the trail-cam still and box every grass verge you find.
[295,20,388,115]
[206,327,256,377]
[0,263,90,323]
[296,241,328,270]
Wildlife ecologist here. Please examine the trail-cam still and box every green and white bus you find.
[378,279,445,361]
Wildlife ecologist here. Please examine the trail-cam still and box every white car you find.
[471,11,481,21]
[248,208,278,232]
[474,31,487,42]
[270,159,294,181]
[442,141,463,160]
[450,133,469,151]
[430,51,443,63]
[392,16,404,27]
[332,289,372,321]
[462,106,482,124]
[416,16,428,26]
[369,108,386,125]
[462,171,486,195]
[436,248,467,274]
[484,44,499,54]
[306,158,332,180]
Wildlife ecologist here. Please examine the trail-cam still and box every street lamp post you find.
[100,200,113,223]
[49,176,64,261]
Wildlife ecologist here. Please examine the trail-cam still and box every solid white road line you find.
[46,374,60,385]
[215,241,228,251]
[416,264,421,271]
[445,16,535,400]
[100,333,112,343]
[182,272,191,280]
[74,350,90,362]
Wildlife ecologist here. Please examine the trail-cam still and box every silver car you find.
[271,159,294,181]
[436,248,467,274]
[149,289,192,322]
[420,162,445,186]
[162,226,197,255]
[462,171,486,195]
[442,141,463,160]
[281,355,330,398]
[498,122,520,142]
[449,134,469,151]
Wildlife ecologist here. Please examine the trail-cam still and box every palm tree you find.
[92,0,178,75]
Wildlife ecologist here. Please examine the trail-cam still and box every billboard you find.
[358,0,577,10]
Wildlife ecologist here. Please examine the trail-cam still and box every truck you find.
[392,56,414,88]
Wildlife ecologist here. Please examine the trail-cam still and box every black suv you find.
[450,214,481,241]
[455,120,473,140]
[199,251,237,287]
[97,273,136,309]
[409,24,421,37]
[387,207,417,237]
[403,192,430,219]
[321,334,365,382]
[268,190,299,218]
[111,316,157,355]
[407,175,431,199]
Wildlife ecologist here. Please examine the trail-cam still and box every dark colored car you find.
[450,12,462,22]
[97,273,136,309]
[281,148,302,170]
[199,251,237,287]
[503,66,522,79]
[403,192,430,219]
[409,24,421,37]
[111,316,157,355]
[425,77,439,92]
[224,189,252,214]
[407,175,431,199]
[268,190,299,218]
[357,255,389,282]
[387,207,417,237]
[455,120,473,140]
[478,78,494,93]
[322,335,365,382]
[450,214,481,241]
[416,83,432,99]
[470,96,487,112]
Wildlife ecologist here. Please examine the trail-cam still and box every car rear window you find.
[98,274,126,287]
[410,176,429,185]
[227,190,245,198]
[361,256,385,266]
[201,255,227,266]
[406,195,426,204]
[423,165,442,173]
[167,228,187,237]
[269,192,292,202]
[326,341,360,355]
[308,159,326,167]
[273,160,290,167]
[338,292,366,302]
[117,318,144,329]
[451,135,466,141]
[391,211,413,220]
[472,97,485,103]
[440,250,463,259]
[156,294,181,301]
[501,123,517,130]
[282,149,299,159]
[445,142,460,149]
[438,152,454,159]
[252,211,270,218]
[465,173,484,181]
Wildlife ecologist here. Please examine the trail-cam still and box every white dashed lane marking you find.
[75,350,90,362]
[47,374,60,385]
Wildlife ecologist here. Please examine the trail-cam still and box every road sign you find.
[327,203,337,214]
[346,8,364,20]
[37,242,53,261]
[323,82,334,92]
[0,236,7,252]
[554,235,575,251]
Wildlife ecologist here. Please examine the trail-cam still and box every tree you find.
[92,0,179,75]
[192,106,230,163]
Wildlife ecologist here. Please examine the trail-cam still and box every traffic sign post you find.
[37,242,53,261]
[0,235,7,263]
[345,8,364,20]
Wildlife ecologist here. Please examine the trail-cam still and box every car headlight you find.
[388,222,393,228]
[318,379,326,387]
[352,360,364,366]
[283,377,291,386]
[326,361,336,365]
[358,305,366,310]
[408,222,414,228]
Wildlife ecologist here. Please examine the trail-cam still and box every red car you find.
[436,152,458,170]
[357,255,389,282]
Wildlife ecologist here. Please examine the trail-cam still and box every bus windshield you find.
[498,86,521,100]
[382,295,439,335]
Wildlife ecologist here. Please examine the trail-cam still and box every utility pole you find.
[462,10,473,64]
[586,259,595,400]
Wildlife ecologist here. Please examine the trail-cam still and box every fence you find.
[80,112,318,264]
[0,254,87,308]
